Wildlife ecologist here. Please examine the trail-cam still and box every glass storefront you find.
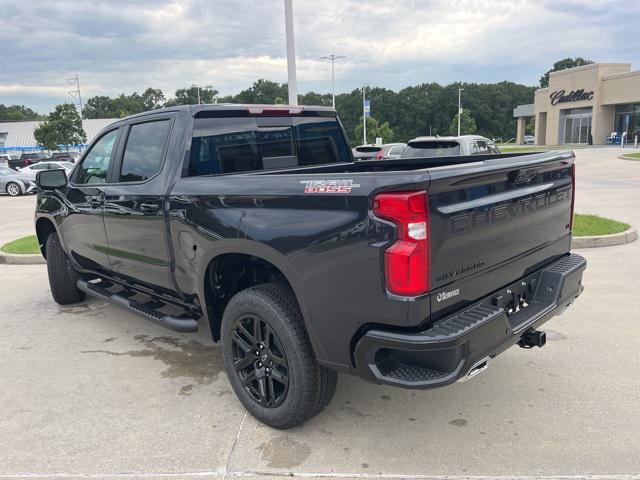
[560,108,592,144]
[614,104,640,141]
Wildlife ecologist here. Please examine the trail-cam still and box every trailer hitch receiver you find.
[518,329,546,349]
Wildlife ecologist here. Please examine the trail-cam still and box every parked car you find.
[51,152,81,163]
[352,143,406,160]
[0,165,37,196]
[524,135,535,145]
[8,152,50,170]
[18,161,74,181]
[401,135,500,158]
[0,154,20,166]
[35,104,585,428]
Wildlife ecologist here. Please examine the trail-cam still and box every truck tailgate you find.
[426,151,575,320]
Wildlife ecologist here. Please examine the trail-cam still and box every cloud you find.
[1,0,638,113]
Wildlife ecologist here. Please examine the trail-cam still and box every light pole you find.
[320,54,345,109]
[363,86,367,145]
[284,0,298,105]
[457,88,464,136]
[192,84,201,104]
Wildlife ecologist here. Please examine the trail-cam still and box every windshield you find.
[402,141,461,158]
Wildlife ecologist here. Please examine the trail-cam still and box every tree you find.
[540,57,593,87]
[449,109,477,136]
[233,79,288,104]
[83,88,167,118]
[167,86,218,106]
[354,117,395,145]
[0,104,44,121]
[142,88,165,110]
[34,103,86,151]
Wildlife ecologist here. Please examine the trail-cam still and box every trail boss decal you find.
[301,180,361,193]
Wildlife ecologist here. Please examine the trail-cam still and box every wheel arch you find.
[35,216,59,259]
[197,242,321,357]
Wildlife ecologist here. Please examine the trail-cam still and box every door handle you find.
[140,203,160,213]
[89,198,103,208]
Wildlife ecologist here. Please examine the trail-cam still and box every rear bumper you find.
[353,253,586,388]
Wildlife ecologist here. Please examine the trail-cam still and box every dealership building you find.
[514,63,640,145]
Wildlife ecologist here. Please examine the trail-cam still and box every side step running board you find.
[77,279,199,333]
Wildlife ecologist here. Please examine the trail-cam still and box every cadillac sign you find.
[550,89,594,106]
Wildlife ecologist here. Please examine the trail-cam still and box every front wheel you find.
[6,182,21,196]
[221,283,337,429]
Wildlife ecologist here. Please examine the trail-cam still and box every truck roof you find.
[118,104,337,123]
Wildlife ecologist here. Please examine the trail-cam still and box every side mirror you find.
[37,169,68,190]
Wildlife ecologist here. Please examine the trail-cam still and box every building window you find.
[614,104,640,140]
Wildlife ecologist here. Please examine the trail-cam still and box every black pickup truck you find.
[35,104,586,428]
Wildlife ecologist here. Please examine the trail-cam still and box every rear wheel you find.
[6,182,21,196]
[221,283,337,429]
[46,233,85,305]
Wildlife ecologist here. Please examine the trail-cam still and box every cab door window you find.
[76,129,119,184]
[119,120,171,182]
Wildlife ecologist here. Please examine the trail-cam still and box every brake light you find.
[375,150,384,160]
[247,106,304,115]
[570,163,576,231]
[373,191,430,296]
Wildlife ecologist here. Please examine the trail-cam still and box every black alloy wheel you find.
[231,315,289,408]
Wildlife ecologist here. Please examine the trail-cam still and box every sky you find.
[1,0,639,114]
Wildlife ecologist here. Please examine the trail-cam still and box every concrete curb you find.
[572,227,638,249]
[0,250,45,265]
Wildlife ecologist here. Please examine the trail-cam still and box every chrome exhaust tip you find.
[458,356,490,383]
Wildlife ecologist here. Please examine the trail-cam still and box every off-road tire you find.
[6,182,21,196]
[222,282,337,429]
[46,233,85,305]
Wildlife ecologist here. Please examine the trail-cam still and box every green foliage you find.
[525,117,535,135]
[449,109,477,136]
[354,117,395,145]
[34,103,86,150]
[539,57,593,88]
[166,85,218,106]
[0,104,44,122]
[231,79,288,104]
[45,77,538,145]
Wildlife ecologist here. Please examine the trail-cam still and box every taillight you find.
[570,163,576,231]
[373,191,430,296]
[375,150,384,160]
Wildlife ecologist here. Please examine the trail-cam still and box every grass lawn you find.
[573,214,630,237]
[621,152,640,160]
[1,235,40,254]
[498,146,546,153]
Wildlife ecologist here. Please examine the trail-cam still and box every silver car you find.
[17,161,74,181]
[0,166,37,196]
[401,135,500,158]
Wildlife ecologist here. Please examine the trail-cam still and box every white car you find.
[17,161,74,181]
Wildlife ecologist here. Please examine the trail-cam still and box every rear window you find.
[188,116,351,176]
[402,141,461,158]
[354,146,382,153]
